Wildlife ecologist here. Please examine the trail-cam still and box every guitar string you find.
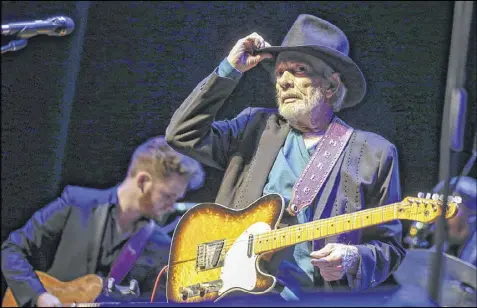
[219,199,448,251]
[206,203,400,252]
[207,205,396,261]
[204,201,451,264]
[171,204,400,267]
[171,200,449,268]
[196,204,402,266]
[190,202,437,265]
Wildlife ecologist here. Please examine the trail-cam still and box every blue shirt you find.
[216,57,243,80]
[262,129,317,300]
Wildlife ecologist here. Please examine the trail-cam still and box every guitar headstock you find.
[397,193,461,223]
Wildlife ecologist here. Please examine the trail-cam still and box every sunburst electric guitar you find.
[2,271,103,307]
[2,271,144,307]
[166,192,460,303]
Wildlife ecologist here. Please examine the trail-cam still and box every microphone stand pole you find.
[428,1,474,304]
[1,38,28,54]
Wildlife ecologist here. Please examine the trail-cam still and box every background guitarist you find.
[405,176,477,266]
[166,14,406,301]
[1,136,205,307]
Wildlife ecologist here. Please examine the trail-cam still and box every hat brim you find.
[257,45,367,109]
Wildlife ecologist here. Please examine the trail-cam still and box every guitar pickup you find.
[247,234,254,257]
[196,239,225,271]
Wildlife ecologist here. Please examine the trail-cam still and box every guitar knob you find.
[180,287,193,300]
[432,193,439,200]
[198,283,211,297]
[426,193,432,199]
[418,192,425,198]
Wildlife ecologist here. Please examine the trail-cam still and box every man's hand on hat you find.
[310,243,360,281]
[227,32,273,73]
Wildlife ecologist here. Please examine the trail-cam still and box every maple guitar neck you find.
[254,201,430,254]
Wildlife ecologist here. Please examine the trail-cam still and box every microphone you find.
[1,39,28,54]
[1,16,75,39]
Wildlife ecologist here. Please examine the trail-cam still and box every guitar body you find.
[166,194,285,303]
[166,192,460,304]
[2,271,103,307]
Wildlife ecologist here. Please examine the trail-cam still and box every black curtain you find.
[2,0,476,296]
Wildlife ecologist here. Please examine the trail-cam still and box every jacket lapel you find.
[87,204,109,273]
[237,115,290,208]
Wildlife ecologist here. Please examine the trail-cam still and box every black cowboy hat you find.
[257,14,367,110]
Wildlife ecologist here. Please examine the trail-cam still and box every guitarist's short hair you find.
[127,136,204,190]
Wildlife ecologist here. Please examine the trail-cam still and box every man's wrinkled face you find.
[274,51,333,128]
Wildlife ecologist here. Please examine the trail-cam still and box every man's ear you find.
[136,171,153,193]
[325,73,341,99]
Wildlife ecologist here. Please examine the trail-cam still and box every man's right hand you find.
[226,32,273,73]
[36,292,62,307]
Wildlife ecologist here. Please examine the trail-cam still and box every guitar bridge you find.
[196,239,226,271]
[179,279,223,300]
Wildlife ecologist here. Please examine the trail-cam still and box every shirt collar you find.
[109,184,152,227]
[109,184,120,206]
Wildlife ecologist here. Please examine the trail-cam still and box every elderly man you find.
[166,14,405,300]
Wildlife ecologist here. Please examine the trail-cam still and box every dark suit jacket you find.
[166,69,406,291]
[1,186,170,307]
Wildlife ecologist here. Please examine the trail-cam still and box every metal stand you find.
[1,38,28,54]
[429,0,474,304]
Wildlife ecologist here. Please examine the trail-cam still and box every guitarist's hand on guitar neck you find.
[37,292,62,307]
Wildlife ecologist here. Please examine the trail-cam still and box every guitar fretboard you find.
[253,202,401,254]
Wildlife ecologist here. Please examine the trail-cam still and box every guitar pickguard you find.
[217,222,271,298]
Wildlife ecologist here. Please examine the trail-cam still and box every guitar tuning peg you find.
[426,193,432,199]
[418,192,424,198]
[432,193,440,200]
[453,196,462,204]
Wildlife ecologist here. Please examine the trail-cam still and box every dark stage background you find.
[1,0,476,298]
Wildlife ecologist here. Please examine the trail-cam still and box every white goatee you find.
[277,87,330,132]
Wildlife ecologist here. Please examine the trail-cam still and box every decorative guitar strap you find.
[287,116,353,216]
[106,219,156,285]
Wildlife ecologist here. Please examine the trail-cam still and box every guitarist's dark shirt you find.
[96,202,149,280]
[1,185,170,307]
